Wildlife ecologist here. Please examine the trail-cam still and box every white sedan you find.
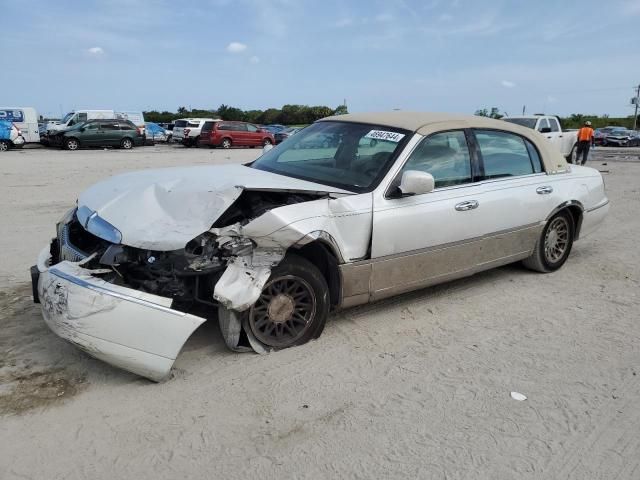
[32,112,609,381]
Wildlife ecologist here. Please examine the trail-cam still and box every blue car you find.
[0,120,25,151]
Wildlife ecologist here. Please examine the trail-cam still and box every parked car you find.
[602,129,638,147]
[503,115,577,161]
[0,107,40,143]
[0,120,25,151]
[594,126,627,145]
[274,127,301,144]
[31,112,608,381]
[145,122,170,143]
[51,119,144,150]
[261,124,286,135]
[172,118,218,147]
[198,121,275,148]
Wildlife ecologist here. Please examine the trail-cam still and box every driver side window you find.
[401,131,472,188]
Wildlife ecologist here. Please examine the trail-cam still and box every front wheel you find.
[523,210,574,273]
[65,138,79,151]
[0,140,9,152]
[221,138,232,149]
[121,138,133,149]
[263,138,273,147]
[246,254,329,349]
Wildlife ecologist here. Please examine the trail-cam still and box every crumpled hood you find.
[77,163,352,250]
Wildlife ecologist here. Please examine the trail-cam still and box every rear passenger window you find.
[201,121,214,132]
[247,124,258,132]
[401,130,472,188]
[475,130,541,178]
[120,123,135,130]
[101,123,119,130]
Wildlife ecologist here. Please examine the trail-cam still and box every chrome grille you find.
[56,221,88,262]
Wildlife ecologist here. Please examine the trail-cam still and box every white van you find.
[47,110,145,134]
[0,107,40,143]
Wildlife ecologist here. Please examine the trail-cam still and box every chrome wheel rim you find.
[123,139,132,148]
[67,140,78,150]
[222,140,231,148]
[0,142,7,152]
[263,139,271,146]
[544,217,569,263]
[248,275,316,348]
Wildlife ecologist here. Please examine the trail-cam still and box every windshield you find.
[503,118,537,129]
[250,121,411,193]
[61,112,75,123]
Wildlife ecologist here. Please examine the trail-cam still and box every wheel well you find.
[291,241,341,308]
[565,205,584,239]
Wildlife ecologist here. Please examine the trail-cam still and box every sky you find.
[1,0,639,119]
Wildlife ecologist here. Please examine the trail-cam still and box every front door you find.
[370,130,487,300]
[80,122,101,146]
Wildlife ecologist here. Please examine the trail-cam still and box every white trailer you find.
[0,107,40,143]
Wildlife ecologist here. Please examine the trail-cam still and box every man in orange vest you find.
[575,120,595,165]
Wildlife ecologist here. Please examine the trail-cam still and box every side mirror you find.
[80,127,86,132]
[399,170,435,196]
[539,127,552,133]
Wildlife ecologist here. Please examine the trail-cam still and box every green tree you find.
[333,104,348,115]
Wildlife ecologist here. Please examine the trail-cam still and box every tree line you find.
[475,107,638,129]
[144,104,348,125]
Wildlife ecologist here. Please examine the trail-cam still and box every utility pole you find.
[634,84,640,131]
[522,105,526,115]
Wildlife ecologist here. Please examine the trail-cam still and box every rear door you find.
[471,129,561,263]
[173,120,187,141]
[99,122,122,146]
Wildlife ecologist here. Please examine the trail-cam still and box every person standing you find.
[575,120,595,165]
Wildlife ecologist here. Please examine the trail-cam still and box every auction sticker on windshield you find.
[364,130,405,142]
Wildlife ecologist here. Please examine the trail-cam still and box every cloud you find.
[226,42,247,53]
[249,56,260,64]
[334,18,353,28]
[438,13,453,22]
[87,46,104,55]
[501,80,516,88]
[375,13,394,23]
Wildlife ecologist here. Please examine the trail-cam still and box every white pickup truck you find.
[503,115,578,162]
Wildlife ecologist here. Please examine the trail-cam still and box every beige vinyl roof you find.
[319,111,569,173]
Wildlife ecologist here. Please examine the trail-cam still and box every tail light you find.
[184,128,191,136]
[136,127,142,136]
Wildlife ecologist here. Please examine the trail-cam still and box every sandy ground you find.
[0,144,639,479]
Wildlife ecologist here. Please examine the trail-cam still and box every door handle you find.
[455,200,479,211]
[546,136,552,139]
[536,186,553,194]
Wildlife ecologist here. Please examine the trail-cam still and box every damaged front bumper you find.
[33,246,206,382]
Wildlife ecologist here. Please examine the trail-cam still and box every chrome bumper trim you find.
[48,267,185,317]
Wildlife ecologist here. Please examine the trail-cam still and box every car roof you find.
[319,111,569,174]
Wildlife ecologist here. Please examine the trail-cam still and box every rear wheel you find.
[0,140,9,152]
[65,138,79,151]
[221,138,232,149]
[121,138,133,149]
[263,138,273,147]
[523,210,574,273]
[247,254,329,349]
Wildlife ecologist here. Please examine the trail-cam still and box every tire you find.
[246,254,329,349]
[193,136,200,148]
[523,210,574,273]
[65,138,79,151]
[263,138,273,147]
[121,138,133,149]
[221,138,232,149]
[0,140,9,152]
